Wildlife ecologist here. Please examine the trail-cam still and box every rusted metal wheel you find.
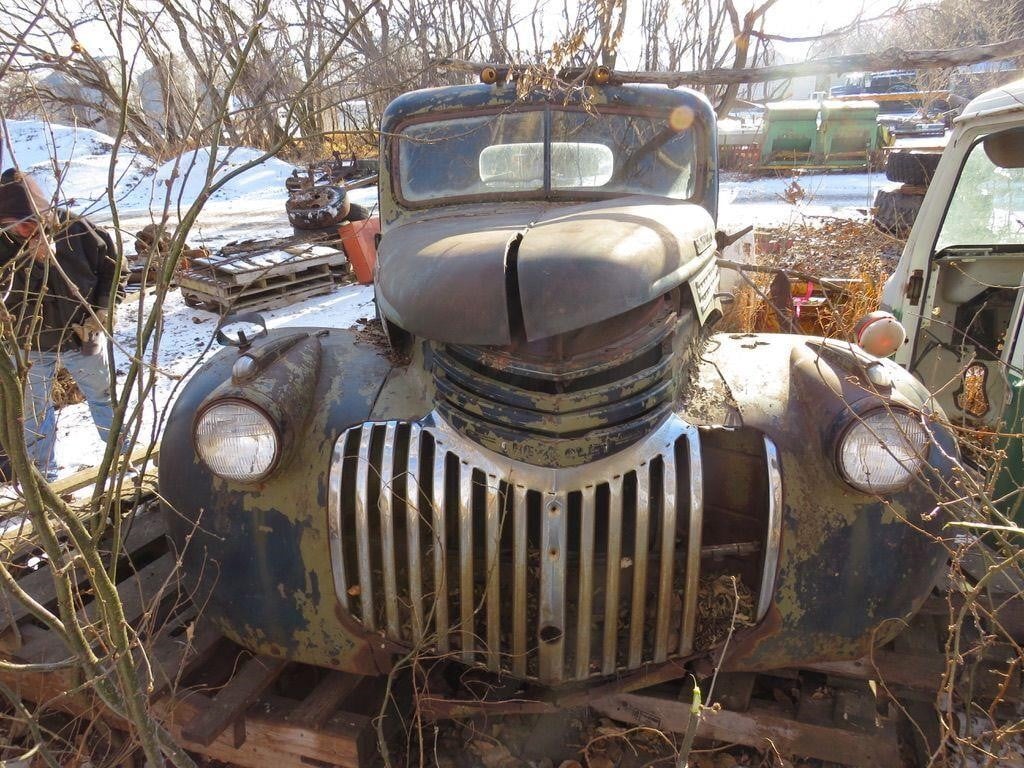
[287,185,351,230]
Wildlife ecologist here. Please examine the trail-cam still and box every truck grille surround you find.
[328,414,783,685]
[431,299,683,468]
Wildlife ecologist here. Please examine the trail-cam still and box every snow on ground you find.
[719,169,900,230]
[115,146,297,215]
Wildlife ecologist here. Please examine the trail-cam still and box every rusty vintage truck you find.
[159,74,959,692]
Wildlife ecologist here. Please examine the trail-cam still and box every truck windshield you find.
[396,106,698,205]
[935,132,1024,252]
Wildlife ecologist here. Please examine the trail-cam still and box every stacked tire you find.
[884,151,941,186]
[873,150,942,237]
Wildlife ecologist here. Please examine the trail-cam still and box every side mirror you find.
[983,126,1024,169]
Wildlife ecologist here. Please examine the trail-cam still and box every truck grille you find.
[328,413,782,685]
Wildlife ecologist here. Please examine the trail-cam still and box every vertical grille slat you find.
[680,431,704,656]
[484,476,501,668]
[431,447,449,651]
[354,426,375,631]
[538,493,567,683]
[602,476,623,676]
[329,415,774,685]
[512,486,528,677]
[406,424,424,644]
[458,464,474,662]
[575,486,596,680]
[654,452,678,662]
[628,464,651,668]
[379,422,400,638]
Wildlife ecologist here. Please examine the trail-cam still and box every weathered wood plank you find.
[0,509,167,636]
[180,654,287,746]
[20,552,178,664]
[593,692,901,767]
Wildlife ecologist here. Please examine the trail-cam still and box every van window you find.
[935,131,1024,251]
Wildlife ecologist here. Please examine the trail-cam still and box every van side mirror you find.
[983,126,1024,168]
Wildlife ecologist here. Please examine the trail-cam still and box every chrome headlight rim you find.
[193,397,282,483]
[834,405,930,495]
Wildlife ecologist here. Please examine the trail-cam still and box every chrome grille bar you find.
[654,451,678,662]
[406,424,424,644]
[538,493,567,683]
[758,438,783,621]
[680,427,704,656]
[512,486,528,677]
[328,437,349,612]
[458,463,474,662]
[629,464,651,668]
[379,422,400,638]
[354,426,375,631]
[575,486,596,679]
[432,447,449,651]
[602,476,623,676]
[484,475,501,668]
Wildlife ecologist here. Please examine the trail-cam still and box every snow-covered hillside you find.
[0,119,151,215]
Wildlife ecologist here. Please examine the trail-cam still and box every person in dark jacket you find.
[0,171,126,480]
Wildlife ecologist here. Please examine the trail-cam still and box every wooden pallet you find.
[0,504,381,767]
[179,234,351,314]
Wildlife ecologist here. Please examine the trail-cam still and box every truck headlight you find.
[836,408,928,494]
[194,400,280,481]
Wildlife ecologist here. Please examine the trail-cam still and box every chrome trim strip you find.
[602,476,623,676]
[379,422,400,637]
[458,462,474,662]
[628,464,651,668]
[328,436,348,611]
[354,426,375,631]
[680,427,703,656]
[406,423,424,644]
[758,438,783,622]
[431,446,449,651]
[575,485,596,680]
[484,474,501,669]
[654,449,677,662]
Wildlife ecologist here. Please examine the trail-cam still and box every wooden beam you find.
[286,670,364,729]
[437,37,1024,86]
[146,612,225,700]
[181,654,287,746]
[593,692,901,766]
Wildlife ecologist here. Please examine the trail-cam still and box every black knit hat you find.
[0,170,50,221]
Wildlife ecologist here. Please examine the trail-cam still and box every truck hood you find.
[375,196,717,345]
